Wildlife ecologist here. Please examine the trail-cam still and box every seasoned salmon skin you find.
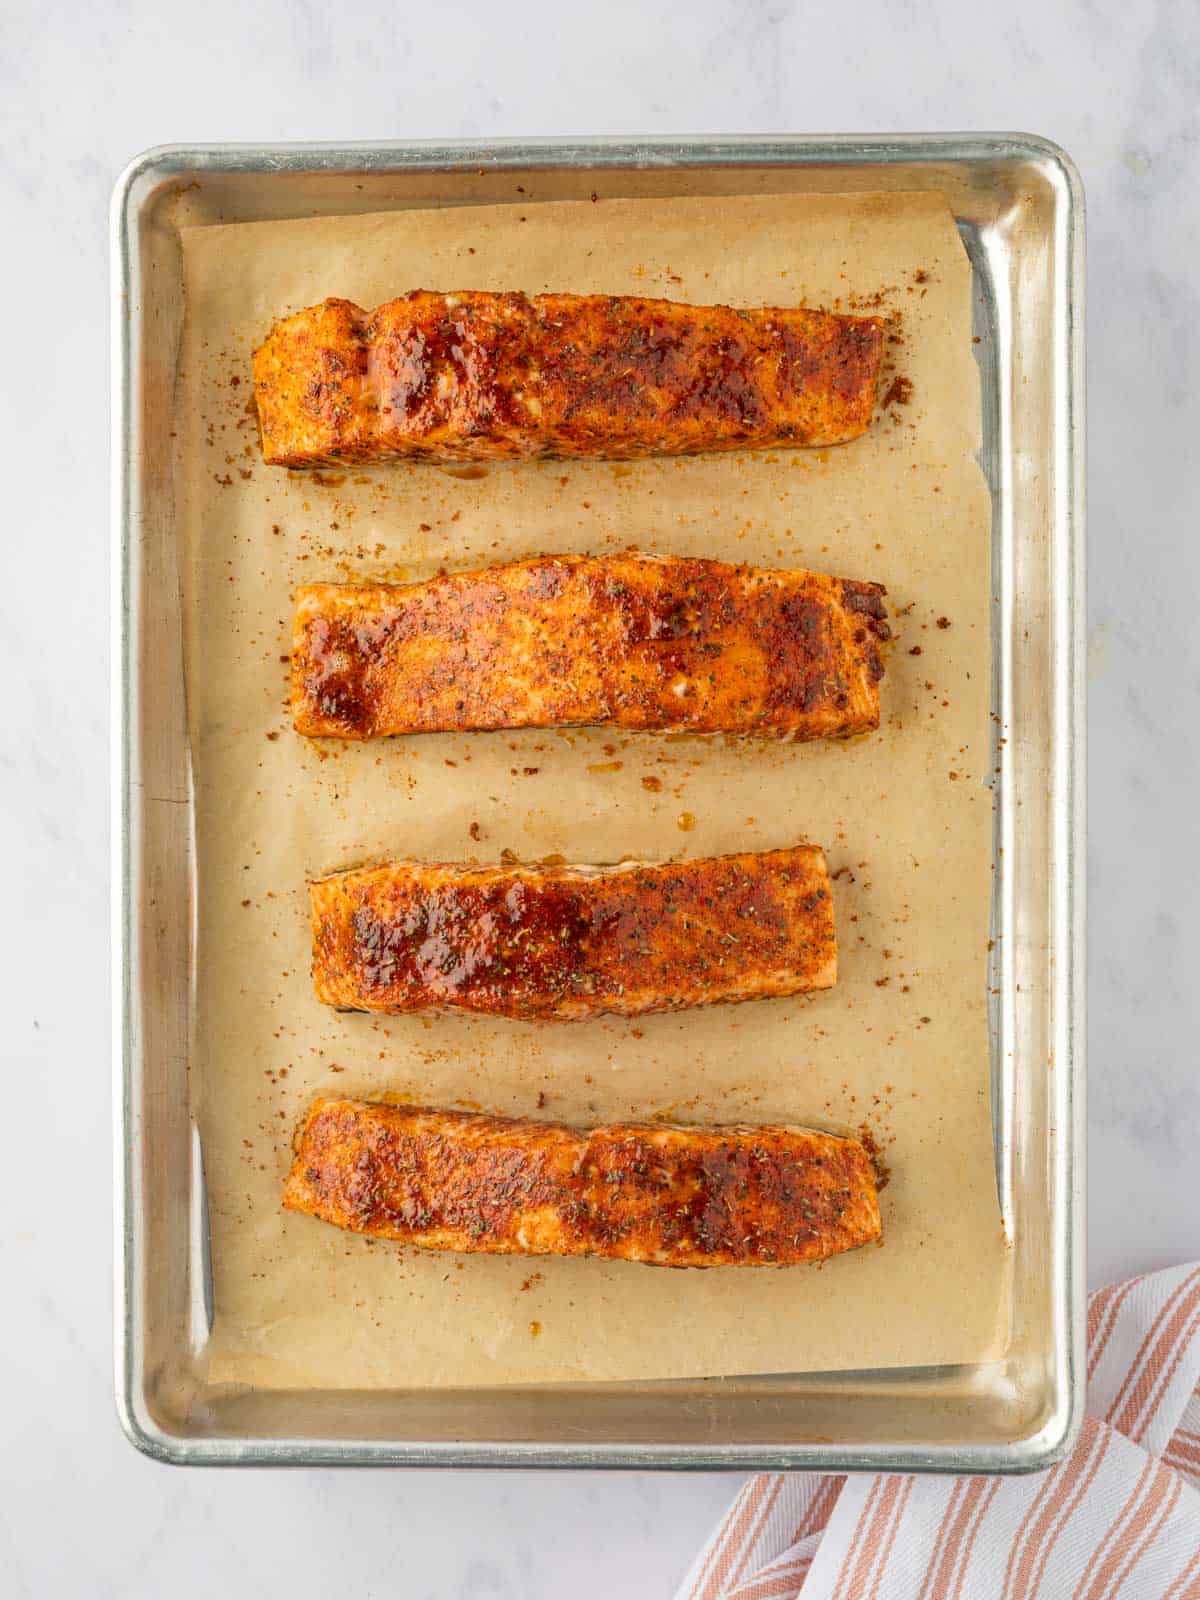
[293,552,888,741]
[311,847,836,1021]
[284,1098,882,1268]
[254,291,884,465]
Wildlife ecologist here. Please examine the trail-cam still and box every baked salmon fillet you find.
[311,846,836,1021]
[284,1099,882,1268]
[293,552,889,741]
[253,292,884,465]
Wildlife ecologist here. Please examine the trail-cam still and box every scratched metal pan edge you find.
[112,133,1085,1470]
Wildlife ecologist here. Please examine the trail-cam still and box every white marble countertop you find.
[4,0,1198,1592]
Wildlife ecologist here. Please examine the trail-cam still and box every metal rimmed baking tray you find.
[113,134,1085,1470]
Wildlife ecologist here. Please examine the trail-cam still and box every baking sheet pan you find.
[114,136,1084,1469]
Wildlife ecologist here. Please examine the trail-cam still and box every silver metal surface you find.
[113,135,1085,1470]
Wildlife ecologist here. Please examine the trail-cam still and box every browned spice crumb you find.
[909,645,922,656]
[536,1091,547,1109]
[641,775,664,792]
[936,616,951,629]
[859,1125,891,1190]
[880,375,914,410]
[529,1321,542,1337]
[265,730,279,741]
[469,821,482,842]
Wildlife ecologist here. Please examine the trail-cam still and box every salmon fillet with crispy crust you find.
[284,1099,881,1268]
[292,552,889,741]
[310,847,836,1021]
[253,292,884,466]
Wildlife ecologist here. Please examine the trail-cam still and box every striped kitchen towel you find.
[676,1263,1200,1599]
